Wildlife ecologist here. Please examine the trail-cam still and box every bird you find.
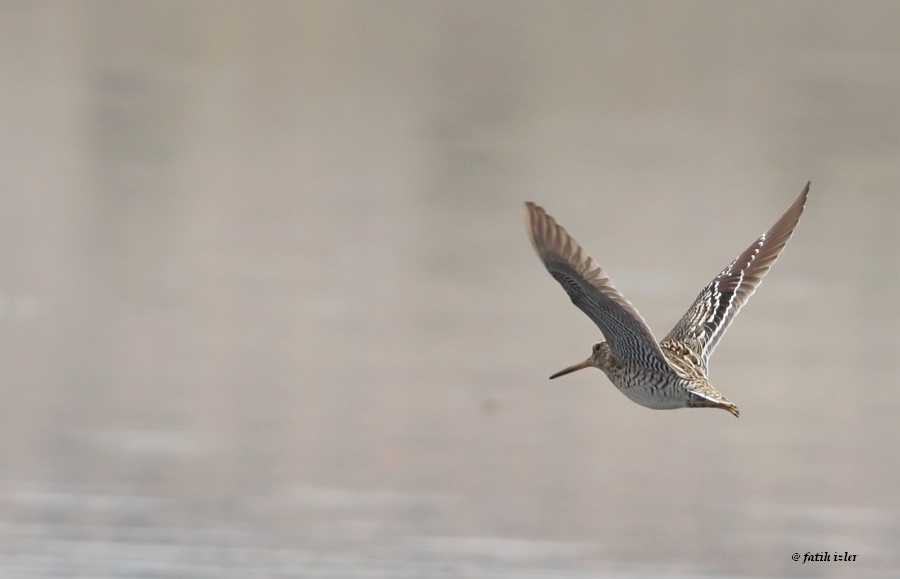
[525,183,809,417]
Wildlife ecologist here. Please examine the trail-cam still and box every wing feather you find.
[526,202,668,368]
[664,182,809,369]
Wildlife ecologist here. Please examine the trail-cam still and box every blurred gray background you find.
[1,1,899,577]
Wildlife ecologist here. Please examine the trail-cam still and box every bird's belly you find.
[605,371,693,410]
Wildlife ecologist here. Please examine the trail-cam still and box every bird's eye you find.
[592,343,602,353]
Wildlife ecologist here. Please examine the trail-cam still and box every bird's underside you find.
[526,183,809,417]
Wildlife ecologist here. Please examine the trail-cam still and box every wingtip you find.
[795,181,811,211]
[795,181,811,207]
[524,201,540,224]
[524,201,547,257]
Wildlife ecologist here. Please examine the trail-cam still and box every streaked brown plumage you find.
[526,183,810,417]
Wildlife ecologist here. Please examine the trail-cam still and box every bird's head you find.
[549,341,610,379]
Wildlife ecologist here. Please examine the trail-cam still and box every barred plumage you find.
[526,183,809,417]
[663,183,808,373]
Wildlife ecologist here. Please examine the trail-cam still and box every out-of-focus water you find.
[1,2,899,577]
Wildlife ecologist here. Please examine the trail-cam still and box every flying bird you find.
[525,183,809,417]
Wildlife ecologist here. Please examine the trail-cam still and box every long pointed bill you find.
[549,357,593,379]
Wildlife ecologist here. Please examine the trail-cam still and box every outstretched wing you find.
[526,202,668,369]
[664,182,809,370]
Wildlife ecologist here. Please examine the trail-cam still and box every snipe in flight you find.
[526,183,809,417]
